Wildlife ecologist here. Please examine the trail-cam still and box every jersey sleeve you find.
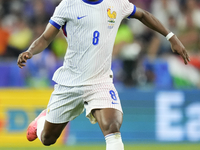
[121,0,136,19]
[49,0,68,30]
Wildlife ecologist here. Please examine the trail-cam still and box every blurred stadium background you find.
[0,0,200,149]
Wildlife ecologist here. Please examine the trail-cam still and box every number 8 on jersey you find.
[93,31,100,45]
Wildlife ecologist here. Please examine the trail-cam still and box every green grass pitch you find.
[1,143,200,150]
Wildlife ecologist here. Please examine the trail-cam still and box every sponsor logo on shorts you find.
[112,102,119,104]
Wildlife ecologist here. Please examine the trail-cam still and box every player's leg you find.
[84,83,124,150]
[92,108,123,136]
[39,120,68,146]
[27,84,84,146]
[27,109,68,146]
[92,108,124,150]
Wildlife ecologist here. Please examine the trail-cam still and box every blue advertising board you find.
[67,89,200,144]
[0,89,199,146]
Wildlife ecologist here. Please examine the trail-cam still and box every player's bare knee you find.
[109,121,121,133]
[102,121,121,134]
[41,132,57,146]
[42,138,56,146]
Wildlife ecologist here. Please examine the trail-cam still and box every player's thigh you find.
[42,120,68,139]
[92,108,123,136]
[84,83,123,124]
[46,84,84,123]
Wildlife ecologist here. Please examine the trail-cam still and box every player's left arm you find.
[130,7,190,65]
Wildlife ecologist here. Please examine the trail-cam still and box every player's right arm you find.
[17,23,59,68]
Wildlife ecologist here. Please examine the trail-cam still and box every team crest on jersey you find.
[107,7,116,29]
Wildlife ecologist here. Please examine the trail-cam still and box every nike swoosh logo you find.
[112,102,119,104]
[77,15,87,20]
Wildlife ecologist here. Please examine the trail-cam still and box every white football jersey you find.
[50,0,136,86]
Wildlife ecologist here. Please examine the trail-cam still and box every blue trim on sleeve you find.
[128,5,137,19]
[82,0,103,5]
[49,20,61,30]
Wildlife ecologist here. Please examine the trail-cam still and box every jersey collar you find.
[82,0,103,5]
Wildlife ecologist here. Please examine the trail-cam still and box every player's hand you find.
[17,51,33,68]
[169,35,190,65]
